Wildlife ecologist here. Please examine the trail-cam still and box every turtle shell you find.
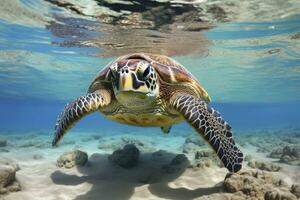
[89,53,211,103]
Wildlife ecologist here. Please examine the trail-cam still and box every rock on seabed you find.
[247,160,281,172]
[223,170,297,200]
[0,162,21,195]
[269,144,300,166]
[57,150,88,169]
[108,144,140,169]
[0,139,7,147]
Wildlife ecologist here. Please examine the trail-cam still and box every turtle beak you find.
[118,69,148,93]
[119,73,133,91]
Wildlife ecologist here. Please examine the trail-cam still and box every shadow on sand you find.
[51,151,222,200]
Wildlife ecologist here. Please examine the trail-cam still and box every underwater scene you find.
[0,0,300,199]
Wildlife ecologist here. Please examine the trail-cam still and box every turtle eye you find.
[142,65,151,79]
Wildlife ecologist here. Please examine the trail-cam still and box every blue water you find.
[0,2,300,135]
[1,3,300,199]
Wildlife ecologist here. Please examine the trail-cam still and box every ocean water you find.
[0,1,300,199]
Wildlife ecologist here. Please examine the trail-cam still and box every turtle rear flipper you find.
[171,95,243,173]
[53,90,111,146]
[160,126,172,134]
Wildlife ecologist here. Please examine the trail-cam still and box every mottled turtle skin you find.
[53,53,243,173]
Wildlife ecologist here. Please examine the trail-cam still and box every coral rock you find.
[185,135,205,147]
[33,154,43,160]
[269,145,300,165]
[191,158,213,170]
[224,170,295,200]
[195,150,211,159]
[290,184,300,198]
[108,144,140,169]
[247,160,281,172]
[0,162,21,194]
[57,150,88,169]
[0,139,7,147]
[98,136,155,152]
[265,188,297,200]
[162,154,189,174]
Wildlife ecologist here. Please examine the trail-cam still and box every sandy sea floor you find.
[0,128,299,200]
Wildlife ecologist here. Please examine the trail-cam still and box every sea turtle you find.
[52,53,243,172]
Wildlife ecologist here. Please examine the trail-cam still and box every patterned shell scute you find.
[137,53,211,102]
[91,53,211,102]
[121,53,194,82]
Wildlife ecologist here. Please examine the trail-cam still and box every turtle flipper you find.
[53,91,111,146]
[171,95,243,172]
[160,126,172,134]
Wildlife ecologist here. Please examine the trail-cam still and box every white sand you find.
[0,131,299,200]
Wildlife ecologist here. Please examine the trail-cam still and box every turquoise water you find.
[1,2,300,199]
[0,1,300,134]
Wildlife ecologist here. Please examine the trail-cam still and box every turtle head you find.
[109,59,159,108]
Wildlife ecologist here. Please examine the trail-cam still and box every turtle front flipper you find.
[53,91,111,146]
[170,95,243,172]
